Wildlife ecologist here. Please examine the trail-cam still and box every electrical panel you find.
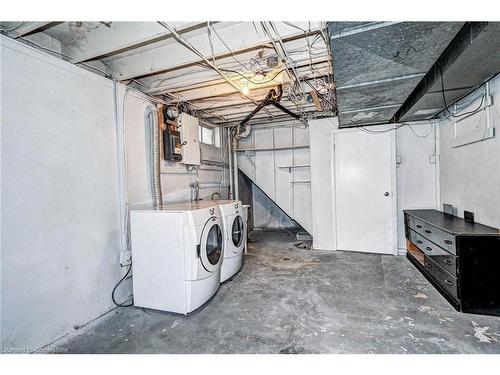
[163,127,182,162]
[178,112,201,165]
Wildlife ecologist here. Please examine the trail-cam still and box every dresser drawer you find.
[409,230,457,276]
[424,257,458,300]
[411,218,456,254]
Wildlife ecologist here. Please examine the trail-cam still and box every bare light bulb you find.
[241,79,250,95]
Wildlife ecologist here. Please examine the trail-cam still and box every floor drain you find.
[293,241,311,250]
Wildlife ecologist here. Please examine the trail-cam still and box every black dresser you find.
[404,209,500,316]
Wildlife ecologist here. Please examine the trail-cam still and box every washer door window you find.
[200,218,223,272]
[231,215,244,250]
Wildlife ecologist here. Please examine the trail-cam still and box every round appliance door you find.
[199,217,223,272]
[230,214,245,253]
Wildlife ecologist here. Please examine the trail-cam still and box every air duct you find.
[145,105,163,208]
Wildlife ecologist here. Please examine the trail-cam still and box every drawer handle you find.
[444,239,453,245]
[425,246,432,252]
[444,259,453,265]
[444,279,453,286]
[417,240,423,244]
[425,229,432,234]
[416,225,423,229]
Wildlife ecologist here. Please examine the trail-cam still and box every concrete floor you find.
[56,230,500,353]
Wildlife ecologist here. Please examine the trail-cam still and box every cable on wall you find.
[437,63,487,119]
[111,265,133,307]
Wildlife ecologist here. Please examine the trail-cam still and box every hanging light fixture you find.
[240,79,250,95]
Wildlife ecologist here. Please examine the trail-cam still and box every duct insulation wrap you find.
[146,105,163,208]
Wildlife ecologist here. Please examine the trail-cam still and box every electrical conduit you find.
[145,105,163,208]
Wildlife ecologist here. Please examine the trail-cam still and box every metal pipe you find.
[240,91,273,126]
[145,105,163,208]
[261,22,307,116]
[271,101,301,120]
[227,128,234,199]
[157,22,274,118]
[233,141,239,201]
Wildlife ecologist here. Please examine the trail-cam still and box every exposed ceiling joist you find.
[0,21,59,37]
[3,21,333,124]
[73,22,209,63]
[108,22,323,81]
[166,69,330,104]
[16,22,60,37]
[157,21,273,116]
[142,44,328,95]
[147,58,330,99]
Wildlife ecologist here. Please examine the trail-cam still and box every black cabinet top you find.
[404,209,499,236]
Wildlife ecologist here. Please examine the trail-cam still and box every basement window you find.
[199,123,220,148]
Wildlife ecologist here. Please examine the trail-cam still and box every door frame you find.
[332,125,398,255]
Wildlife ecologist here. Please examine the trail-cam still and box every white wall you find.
[0,37,230,350]
[1,36,124,349]
[120,89,229,207]
[396,123,439,252]
[438,75,500,229]
[309,117,337,250]
[307,118,438,253]
[237,120,311,233]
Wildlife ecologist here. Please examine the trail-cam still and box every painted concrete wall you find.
[0,37,230,350]
[120,89,229,207]
[246,119,439,253]
[308,118,437,253]
[396,123,439,252]
[237,120,310,232]
[1,36,124,349]
[438,75,500,229]
[309,117,337,250]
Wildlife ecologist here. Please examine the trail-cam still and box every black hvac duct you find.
[394,22,500,122]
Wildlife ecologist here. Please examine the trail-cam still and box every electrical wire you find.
[206,22,216,65]
[208,23,249,72]
[358,122,434,138]
[437,63,485,119]
[218,67,287,85]
[111,265,133,307]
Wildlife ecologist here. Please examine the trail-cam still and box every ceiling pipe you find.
[157,21,274,118]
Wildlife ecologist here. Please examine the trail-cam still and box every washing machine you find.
[218,200,246,282]
[130,201,224,314]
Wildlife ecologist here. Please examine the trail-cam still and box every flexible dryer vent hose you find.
[145,105,162,208]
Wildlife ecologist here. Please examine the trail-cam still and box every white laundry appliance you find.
[218,200,246,282]
[130,201,224,314]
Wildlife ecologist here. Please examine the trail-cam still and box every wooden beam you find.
[74,22,210,63]
[0,21,59,37]
[111,22,323,81]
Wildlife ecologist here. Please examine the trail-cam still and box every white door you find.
[334,129,396,254]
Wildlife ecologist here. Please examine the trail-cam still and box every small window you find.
[201,126,212,144]
[198,123,220,148]
[214,127,220,148]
